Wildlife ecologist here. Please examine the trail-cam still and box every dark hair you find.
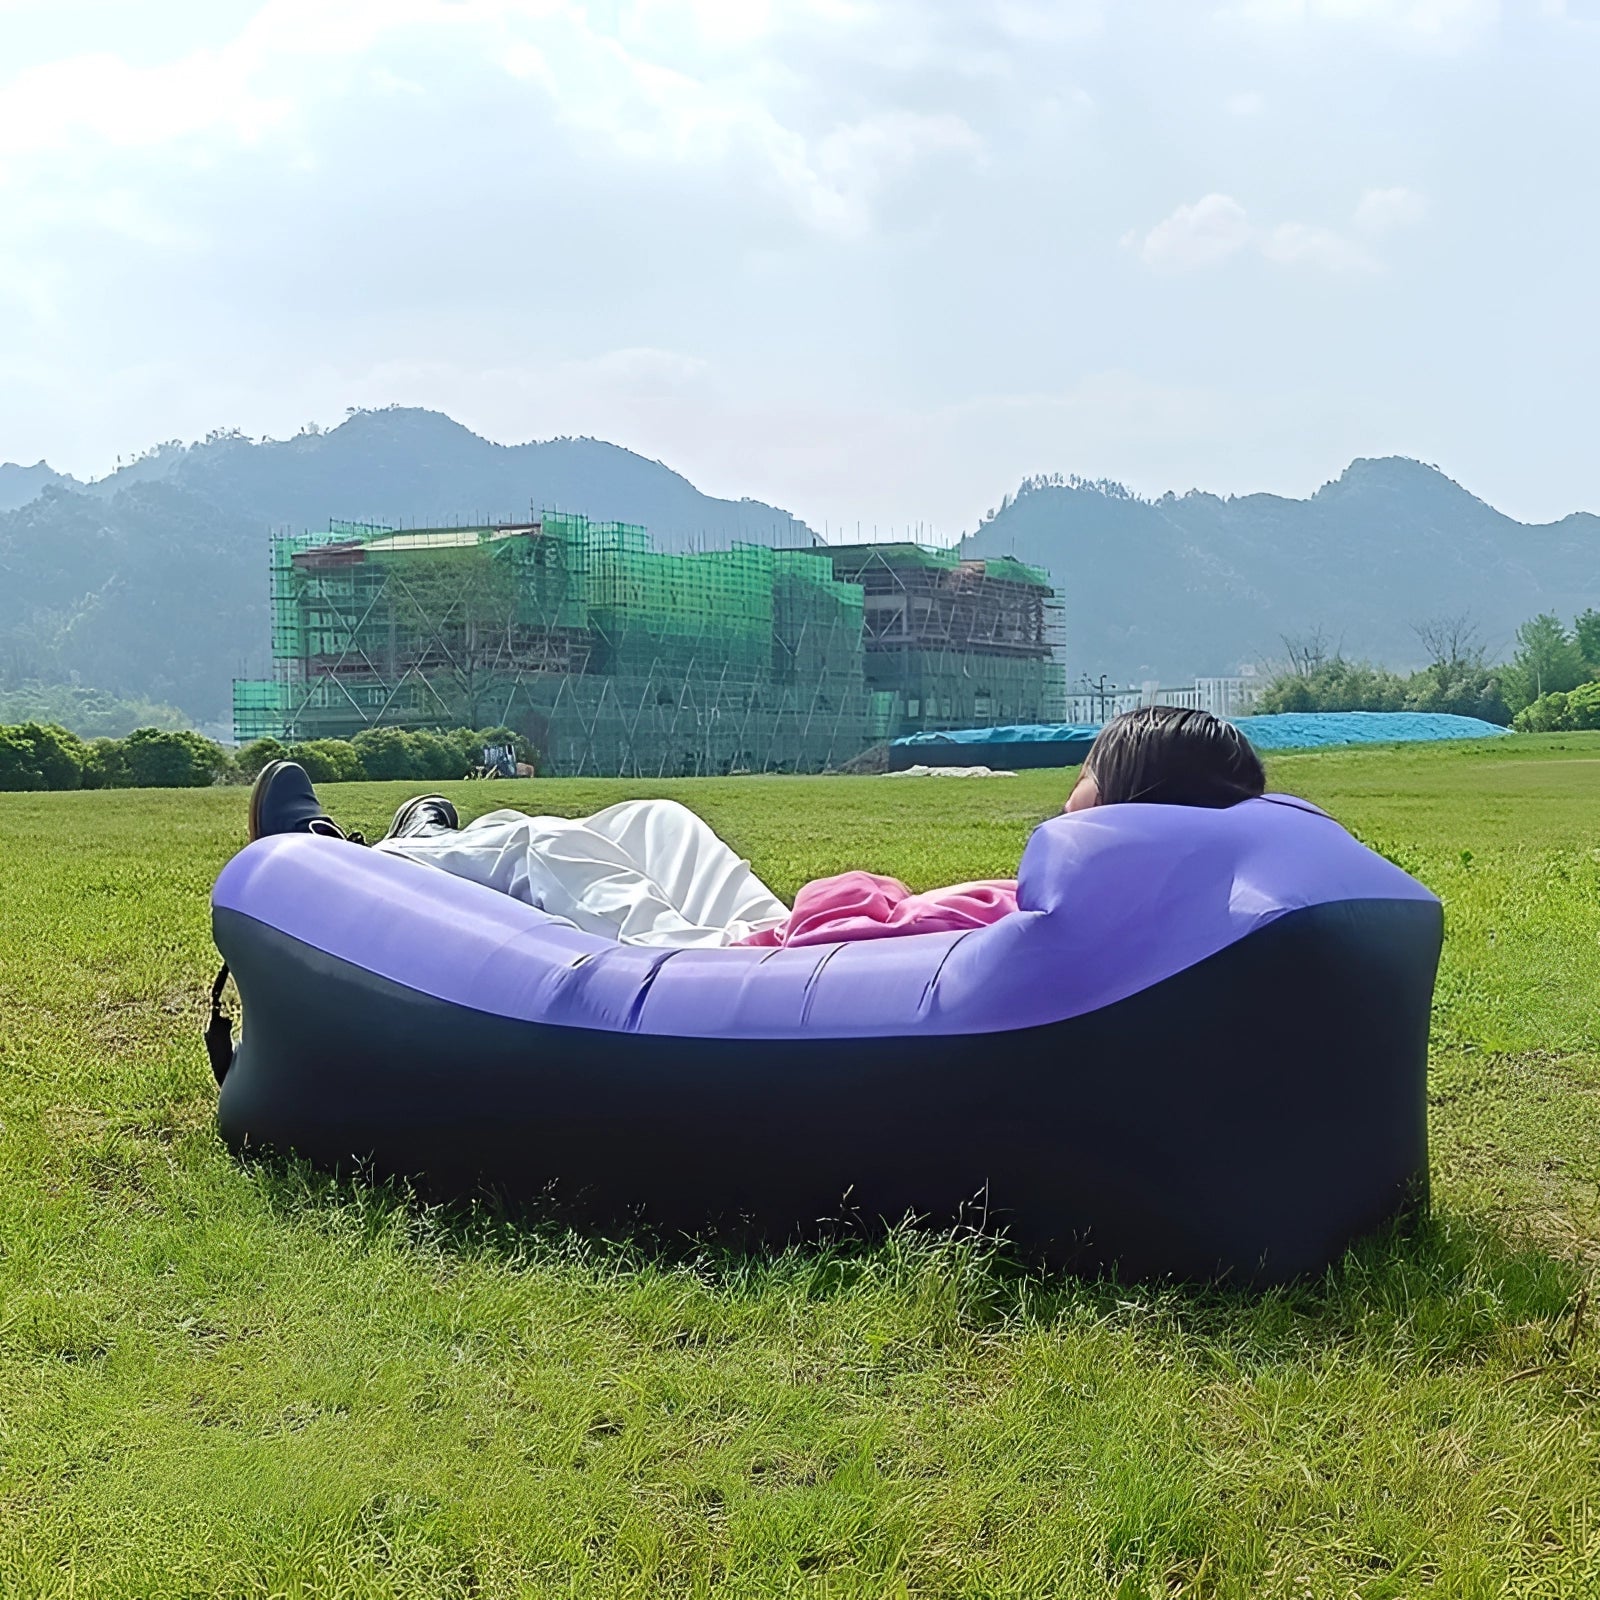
[1082,706,1265,809]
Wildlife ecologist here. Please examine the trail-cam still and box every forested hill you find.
[962,458,1600,685]
[0,409,814,723]
[7,415,1600,728]
[67,408,813,545]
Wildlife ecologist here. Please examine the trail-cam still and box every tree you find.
[1412,613,1482,675]
[1279,628,1336,679]
[1503,614,1588,713]
[1575,608,1600,676]
[1406,614,1510,724]
[0,682,188,740]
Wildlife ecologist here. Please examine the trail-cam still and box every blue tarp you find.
[891,711,1511,755]
[893,723,1102,747]
[1231,712,1511,749]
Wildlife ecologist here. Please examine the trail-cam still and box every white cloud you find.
[991,0,1106,43]
[0,0,1592,532]
[0,0,983,244]
[1219,0,1500,47]
[555,346,712,395]
[1261,220,1376,271]
[818,110,980,189]
[1353,184,1427,232]
[1131,188,1425,274]
[1134,193,1254,270]
[0,47,289,159]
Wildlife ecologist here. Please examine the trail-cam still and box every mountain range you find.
[964,460,1600,685]
[2,406,1596,727]
[0,408,810,723]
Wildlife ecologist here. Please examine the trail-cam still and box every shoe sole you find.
[385,794,460,840]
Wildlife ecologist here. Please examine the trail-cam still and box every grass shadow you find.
[239,1150,1591,1372]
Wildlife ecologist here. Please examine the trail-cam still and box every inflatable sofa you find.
[210,795,1442,1283]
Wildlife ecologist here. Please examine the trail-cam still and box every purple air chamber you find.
[211,795,1441,1283]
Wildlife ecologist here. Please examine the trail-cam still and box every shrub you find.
[349,726,514,781]
[1514,692,1566,732]
[350,727,422,782]
[0,722,88,791]
[1565,682,1600,726]
[444,727,485,773]
[288,740,365,784]
[30,723,87,789]
[1405,664,1512,725]
[121,728,230,788]
[0,722,523,791]
[1260,652,1515,725]
[82,738,130,790]
[1514,682,1600,733]
[439,726,524,774]
[0,729,45,791]
[1256,659,1410,715]
[234,738,288,782]
[408,730,467,782]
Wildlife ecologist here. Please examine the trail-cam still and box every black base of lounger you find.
[214,898,1439,1284]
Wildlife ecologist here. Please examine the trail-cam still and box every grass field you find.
[2,736,1599,1598]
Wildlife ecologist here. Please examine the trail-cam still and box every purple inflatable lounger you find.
[210,795,1442,1284]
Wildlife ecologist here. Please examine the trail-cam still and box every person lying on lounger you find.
[245,706,1267,949]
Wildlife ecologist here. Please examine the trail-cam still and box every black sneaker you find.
[247,759,348,842]
[383,794,460,841]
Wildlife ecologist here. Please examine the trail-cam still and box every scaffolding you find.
[820,544,1065,734]
[234,517,1064,773]
[235,515,870,774]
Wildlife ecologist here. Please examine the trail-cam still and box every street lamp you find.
[1078,672,1113,723]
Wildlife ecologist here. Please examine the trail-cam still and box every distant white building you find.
[1061,676,1261,725]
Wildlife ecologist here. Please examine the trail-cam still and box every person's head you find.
[1064,706,1266,813]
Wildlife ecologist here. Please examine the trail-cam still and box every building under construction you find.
[824,543,1064,733]
[233,514,1062,776]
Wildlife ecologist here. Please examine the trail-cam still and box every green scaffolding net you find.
[234,516,1062,775]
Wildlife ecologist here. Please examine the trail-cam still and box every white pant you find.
[373,798,788,948]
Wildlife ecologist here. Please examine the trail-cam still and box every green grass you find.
[2,736,1599,1597]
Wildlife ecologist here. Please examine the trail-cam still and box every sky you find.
[2,0,1598,536]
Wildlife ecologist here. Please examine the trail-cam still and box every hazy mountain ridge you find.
[21,408,814,544]
[0,461,75,514]
[0,409,816,722]
[0,482,266,720]
[5,411,1599,726]
[963,457,1600,684]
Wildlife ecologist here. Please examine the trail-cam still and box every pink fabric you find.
[738,870,1019,949]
